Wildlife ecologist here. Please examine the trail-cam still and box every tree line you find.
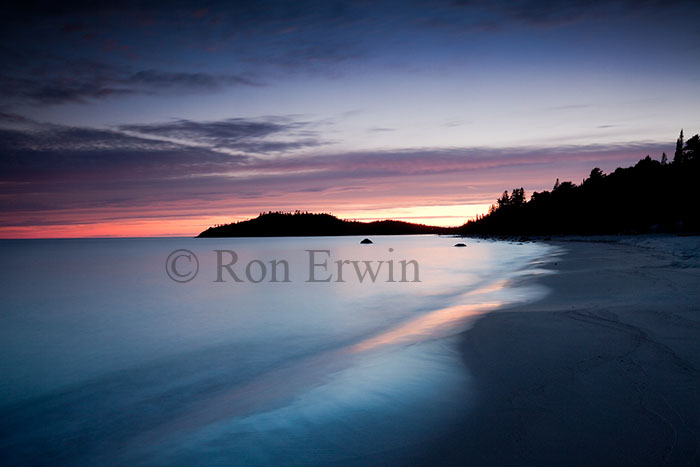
[198,211,453,237]
[460,130,700,236]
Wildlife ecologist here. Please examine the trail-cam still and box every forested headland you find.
[459,130,700,236]
[197,211,453,237]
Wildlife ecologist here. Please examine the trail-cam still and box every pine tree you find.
[674,129,684,164]
[510,187,525,205]
[497,190,510,208]
[684,134,699,161]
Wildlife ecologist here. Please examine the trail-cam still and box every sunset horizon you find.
[2,1,698,238]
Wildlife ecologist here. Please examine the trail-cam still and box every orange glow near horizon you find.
[0,216,234,239]
[0,204,491,239]
[337,204,491,226]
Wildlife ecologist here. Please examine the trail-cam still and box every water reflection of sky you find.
[0,236,559,464]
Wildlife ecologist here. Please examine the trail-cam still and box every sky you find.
[1,0,699,238]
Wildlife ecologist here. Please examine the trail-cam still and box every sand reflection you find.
[351,302,502,353]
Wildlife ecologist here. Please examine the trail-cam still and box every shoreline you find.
[424,235,700,466]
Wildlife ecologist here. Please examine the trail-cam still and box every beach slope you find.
[430,236,700,466]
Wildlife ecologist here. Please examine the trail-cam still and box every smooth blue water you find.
[0,236,557,465]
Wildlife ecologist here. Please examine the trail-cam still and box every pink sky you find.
[0,137,666,238]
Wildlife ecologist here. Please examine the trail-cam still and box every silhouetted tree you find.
[510,187,525,206]
[589,167,604,180]
[497,190,510,208]
[553,180,574,193]
[684,134,699,161]
[661,152,668,164]
[674,129,684,164]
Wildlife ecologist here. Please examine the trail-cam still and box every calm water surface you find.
[0,236,558,465]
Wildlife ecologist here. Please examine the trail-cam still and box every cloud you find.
[125,70,259,90]
[0,112,33,124]
[0,0,370,91]
[0,62,261,106]
[0,127,246,195]
[119,117,325,154]
[0,114,332,216]
[450,0,693,27]
[547,104,591,111]
[10,0,688,112]
[0,115,672,230]
[245,142,672,181]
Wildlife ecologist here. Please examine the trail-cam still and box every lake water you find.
[0,236,557,465]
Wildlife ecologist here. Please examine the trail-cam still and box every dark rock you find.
[360,238,373,244]
[454,243,467,247]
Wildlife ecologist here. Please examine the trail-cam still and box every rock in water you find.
[360,238,373,244]
[454,243,467,247]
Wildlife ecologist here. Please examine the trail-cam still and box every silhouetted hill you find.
[197,211,455,237]
[460,130,700,236]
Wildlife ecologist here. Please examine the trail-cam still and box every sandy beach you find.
[426,235,700,466]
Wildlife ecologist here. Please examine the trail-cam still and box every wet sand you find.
[426,236,700,466]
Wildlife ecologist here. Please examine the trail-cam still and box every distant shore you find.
[425,235,700,466]
[197,212,455,237]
